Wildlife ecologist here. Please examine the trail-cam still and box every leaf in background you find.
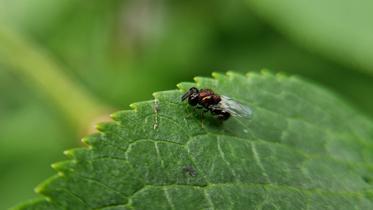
[4,0,372,118]
[0,0,76,34]
[0,70,76,209]
[13,72,373,209]
[246,0,373,75]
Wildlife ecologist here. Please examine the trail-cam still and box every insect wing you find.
[220,96,253,118]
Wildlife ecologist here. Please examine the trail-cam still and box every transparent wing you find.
[220,96,253,118]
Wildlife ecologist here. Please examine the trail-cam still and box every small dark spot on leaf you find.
[182,165,197,177]
[362,176,372,184]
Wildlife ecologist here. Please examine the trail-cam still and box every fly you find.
[181,87,252,120]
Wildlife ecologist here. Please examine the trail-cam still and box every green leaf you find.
[13,72,373,209]
[246,0,373,75]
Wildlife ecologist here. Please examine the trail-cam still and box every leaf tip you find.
[50,163,59,171]
[211,72,225,79]
[260,68,270,72]
[226,70,237,76]
[34,180,53,199]
[96,121,115,132]
[81,136,90,145]
[177,82,196,91]
[260,69,273,76]
[109,112,118,119]
[129,103,137,111]
[34,186,43,195]
[193,76,204,83]
[110,110,128,121]
[246,71,257,78]
[51,161,74,173]
[34,182,47,195]
[275,72,288,80]
[63,149,74,158]
[211,72,220,78]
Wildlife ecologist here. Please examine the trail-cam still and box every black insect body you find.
[181,87,230,120]
[181,87,252,120]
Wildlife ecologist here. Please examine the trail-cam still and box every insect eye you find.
[190,87,199,93]
[181,87,199,101]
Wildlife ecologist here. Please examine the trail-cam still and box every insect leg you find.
[209,105,230,120]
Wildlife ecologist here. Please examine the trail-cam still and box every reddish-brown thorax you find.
[198,89,221,108]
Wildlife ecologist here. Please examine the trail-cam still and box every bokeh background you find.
[1,0,373,208]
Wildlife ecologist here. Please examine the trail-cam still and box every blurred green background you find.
[1,0,373,208]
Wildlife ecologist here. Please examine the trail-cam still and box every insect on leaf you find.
[13,71,373,210]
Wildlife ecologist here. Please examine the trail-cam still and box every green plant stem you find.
[0,25,110,133]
